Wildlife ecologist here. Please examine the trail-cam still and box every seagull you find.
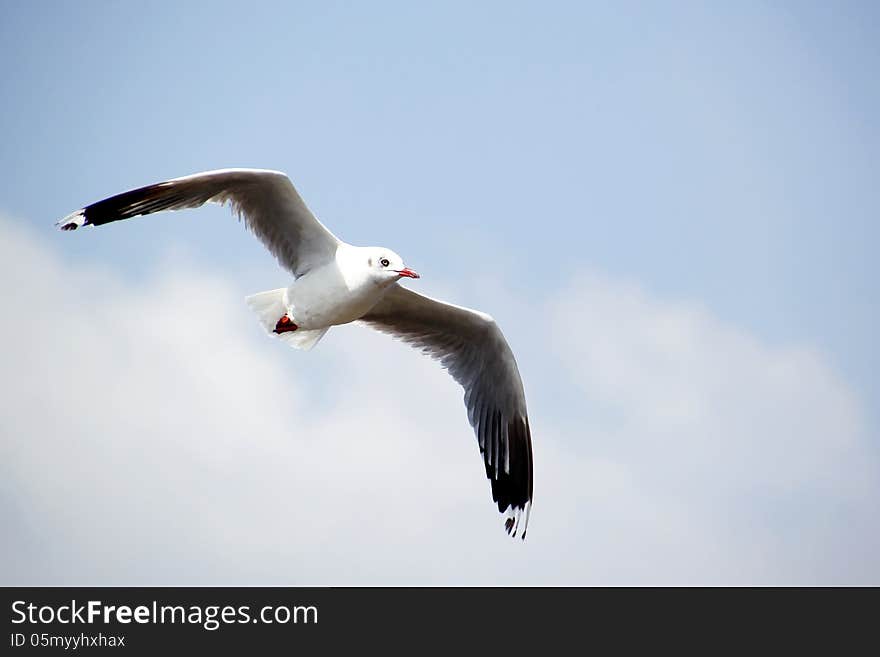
[58,169,534,538]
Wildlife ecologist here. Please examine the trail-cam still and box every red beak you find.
[397,268,420,279]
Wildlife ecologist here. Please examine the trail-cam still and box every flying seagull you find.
[58,169,534,538]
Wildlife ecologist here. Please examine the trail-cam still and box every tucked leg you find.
[273,314,299,334]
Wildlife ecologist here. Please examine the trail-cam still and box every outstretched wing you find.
[360,285,534,538]
[57,168,341,277]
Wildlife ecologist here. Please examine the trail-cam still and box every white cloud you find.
[1,216,877,584]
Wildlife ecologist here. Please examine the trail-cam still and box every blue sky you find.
[1,1,878,583]
[3,1,878,412]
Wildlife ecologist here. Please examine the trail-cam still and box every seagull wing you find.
[360,285,534,538]
[57,168,341,277]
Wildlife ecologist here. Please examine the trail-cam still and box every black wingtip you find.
[56,209,88,231]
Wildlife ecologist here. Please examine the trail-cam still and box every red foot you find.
[273,314,298,334]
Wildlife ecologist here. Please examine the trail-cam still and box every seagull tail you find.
[245,287,328,351]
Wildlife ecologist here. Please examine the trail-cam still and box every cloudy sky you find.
[1,1,878,584]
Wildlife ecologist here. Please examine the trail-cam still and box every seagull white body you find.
[286,245,403,329]
[58,168,533,538]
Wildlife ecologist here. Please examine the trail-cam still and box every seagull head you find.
[366,247,420,285]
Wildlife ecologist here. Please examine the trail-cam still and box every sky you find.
[1,1,878,584]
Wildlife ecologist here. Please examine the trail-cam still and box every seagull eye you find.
[380,258,390,267]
